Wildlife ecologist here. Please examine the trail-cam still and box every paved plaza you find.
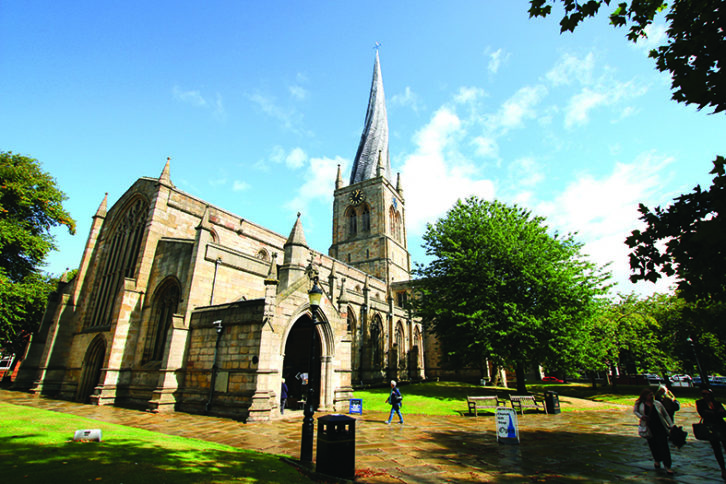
[2,388,724,483]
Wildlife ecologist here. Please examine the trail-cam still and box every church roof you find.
[350,50,391,184]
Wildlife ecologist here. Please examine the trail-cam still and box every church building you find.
[15,51,425,421]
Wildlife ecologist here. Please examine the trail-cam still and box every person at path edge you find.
[280,378,288,415]
[385,380,403,424]
[634,388,674,475]
[696,388,726,481]
[655,384,680,422]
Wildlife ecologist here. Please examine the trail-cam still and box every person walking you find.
[696,389,726,481]
[385,380,404,425]
[634,388,674,475]
[280,378,288,415]
[655,385,680,422]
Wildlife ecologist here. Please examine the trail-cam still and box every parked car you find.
[669,374,693,388]
[691,376,726,387]
[542,376,564,383]
[644,374,664,385]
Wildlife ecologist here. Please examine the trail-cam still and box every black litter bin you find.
[316,414,355,479]
[545,390,561,414]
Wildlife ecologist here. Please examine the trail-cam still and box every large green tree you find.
[0,152,75,353]
[413,197,610,393]
[529,0,726,113]
[626,157,726,303]
[529,2,726,363]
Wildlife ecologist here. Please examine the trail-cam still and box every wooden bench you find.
[509,394,548,415]
[467,396,506,416]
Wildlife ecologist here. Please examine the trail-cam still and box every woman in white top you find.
[634,387,674,475]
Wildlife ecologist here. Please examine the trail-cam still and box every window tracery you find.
[87,197,148,328]
[143,279,180,363]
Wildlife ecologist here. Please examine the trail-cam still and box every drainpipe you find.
[210,258,222,305]
[205,320,223,414]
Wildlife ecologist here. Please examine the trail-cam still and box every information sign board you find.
[496,407,520,444]
[349,398,363,414]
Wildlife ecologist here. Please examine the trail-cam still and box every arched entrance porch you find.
[282,314,322,410]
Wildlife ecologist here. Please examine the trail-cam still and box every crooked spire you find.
[350,50,391,184]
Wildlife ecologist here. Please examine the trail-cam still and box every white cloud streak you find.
[537,152,676,296]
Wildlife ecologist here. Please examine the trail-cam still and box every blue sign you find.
[349,398,363,414]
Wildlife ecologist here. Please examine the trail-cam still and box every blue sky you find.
[2,1,724,297]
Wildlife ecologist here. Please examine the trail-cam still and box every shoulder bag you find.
[693,418,716,441]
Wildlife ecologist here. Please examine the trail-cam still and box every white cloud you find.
[248,91,309,135]
[487,48,509,75]
[509,156,544,188]
[488,85,548,132]
[546,52,595,87]
[391,86,422,111]
[545,52,649,129]
[286,156,348,226]
[635,22,668,51]
[233,180,250,191]
[564,88,608,128]
[213,93,226,120]
[537,152,676,296]
[472,135,498,159]
[173,86,226,119]
[289,85,308,100]
[265,145,308,170]
[401,107,495,236]
[173,85,208,107]
[454,86,486,105]
[286,147,308,169]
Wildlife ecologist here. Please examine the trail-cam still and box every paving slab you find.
[1,388,725,483]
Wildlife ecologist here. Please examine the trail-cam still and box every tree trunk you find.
[515,363,527,394]
[588,371,598,390]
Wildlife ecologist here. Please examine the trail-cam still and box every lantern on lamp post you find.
[300,279,323,464]
[687,336,710,390]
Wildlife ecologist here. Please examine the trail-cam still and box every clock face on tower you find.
[350,189,364,205]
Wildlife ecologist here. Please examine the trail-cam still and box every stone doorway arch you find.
[282,314,322,410]
[77,335,106,403]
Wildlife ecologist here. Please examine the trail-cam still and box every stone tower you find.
[329,50,410,284]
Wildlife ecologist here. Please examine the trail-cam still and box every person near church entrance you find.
[280,378,288,415]
[634,388,674,475]
[696,389,726,481]
[385,380,404,424]
[655,385,680,422]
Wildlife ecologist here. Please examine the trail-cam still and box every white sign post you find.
[496,407,520,445]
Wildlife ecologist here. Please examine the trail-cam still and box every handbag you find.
[669,425,687,448]
[638,421,652,439]
[693,419,715,441]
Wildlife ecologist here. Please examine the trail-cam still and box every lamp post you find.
[205,320,224,414]
[687,337,710,390]
[300,280,323,464]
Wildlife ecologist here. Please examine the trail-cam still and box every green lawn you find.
[0,402,315,484]
[353,380,716,415]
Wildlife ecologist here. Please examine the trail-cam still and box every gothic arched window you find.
[361,205,370,232]
[143,279,180,363]
[346,207,357,237]
[395,322,405,361]
[389,205,402,242]
[370,317,384,370]
[88,197,148,328]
